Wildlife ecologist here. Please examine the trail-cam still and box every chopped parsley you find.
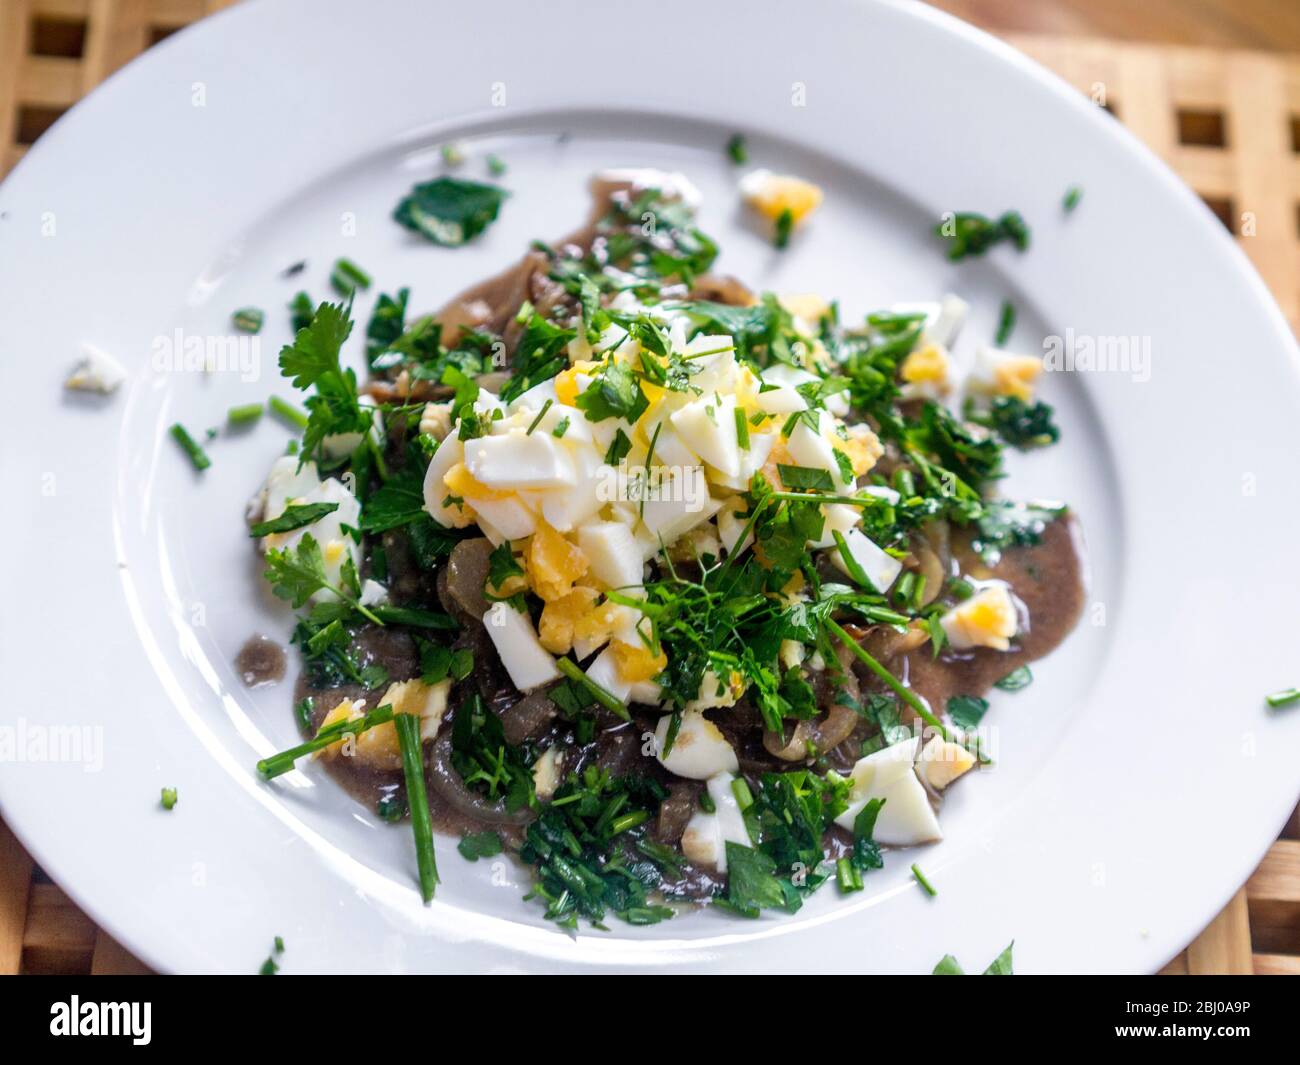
[936,209,1030,261]
[393,177,507,246]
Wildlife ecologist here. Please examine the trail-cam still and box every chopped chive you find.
[330,257,371,295]
[274,935,285,953]
[726,133,747,165]
[1063,185,1083,213]
[395,712,439,903]
[256,704,395,779]
[948,576,975,601]
[551,416,570,439]
[994,665,1033,691]
[227,402,264,426]
[289,291,314,332]
[731,776,754,812]
[556,657,630,721]
[609,810,651,835]
[912,863,937,897]
[160,786,178,810]
[826,619,951,742]
[170,423,211,471]
[734,406,750,449]
[832,530,874,590]
[232,307,265,334]
[773,208,794,249]
[893,570,916,608]
[893,468,916,498]
[486,154,507,177]
[268,395,309,429]
[526,398,553,435]
[995,300,1016,346]
[1265,687,1300,709]
[698,790,716,814]
[909,573,928,611]
[836,857,863,892]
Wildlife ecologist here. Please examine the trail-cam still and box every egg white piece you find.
[64,342,127,395]
[260,455,322,524]
[654,710,739,780]
[267,477,362,599]
[670,394,742,478]
[833,737,942,846]
[681,771,752,871]
[829,527,903,593]
[421,435,472,528]
[483,602,559,691]
[578,521,644,590]
[465,430,577,490]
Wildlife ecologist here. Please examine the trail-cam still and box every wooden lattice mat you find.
[0,2,1297,973]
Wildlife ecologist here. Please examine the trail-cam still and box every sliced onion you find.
[427,732,534,825]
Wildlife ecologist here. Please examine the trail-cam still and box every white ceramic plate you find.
[2,0,1298,974]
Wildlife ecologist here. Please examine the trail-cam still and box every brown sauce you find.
[236,635,286,688]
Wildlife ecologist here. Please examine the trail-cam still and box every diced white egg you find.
[681,771,752,871]
[482,601,560,691]
[378,677,452,743]
[785,412,852,491]
[779,639,805,671]
[532,746,565,800]
[465,429,577,490]
[654,710,739,780]
[422,435,473,528]
[64,343,127,395]
[716,497,754,556]
[469,492,539,542]
[924,294,969,350]
[685,669,744,712]
[322,394,384,459]
[967,345,1043,402]
[833,737,942,846]
[508,378,559,414]
[261,455,322,523]
[828,527,903,593]
[670,394,742,478]
[359,579,389,607]
[899,343,954,402]
[918,734,976,791]
[807,502,864,550]
[939,583,1018,651]
[640,420,698,469]
[683,338,739,394]
[863,484,901,506]
[633,467,721,550]
[540,447,604,532]
[586,645,661,706]
[754,384,807,415]
[577,521,645,590]
[708,429,776,491]
[265,477,362,599]
[761,363,849,418]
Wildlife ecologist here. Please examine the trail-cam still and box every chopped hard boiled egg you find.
[577,521,644,590]
[939,583,1018,651]
[829,527,903,593]
[740,169,824,227]
[483,601,560,691]
[532,746,565,800]
[681,771,752,871]
[64,343,127,395]
[968,345,1043,402]
[899,343,954,400]
[654,710,739,780]
[918,734,976,791]
[833,737,942,846]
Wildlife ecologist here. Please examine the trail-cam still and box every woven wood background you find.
[0,0,1298,974]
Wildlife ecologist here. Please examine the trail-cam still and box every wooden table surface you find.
[0,0,1297,974]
